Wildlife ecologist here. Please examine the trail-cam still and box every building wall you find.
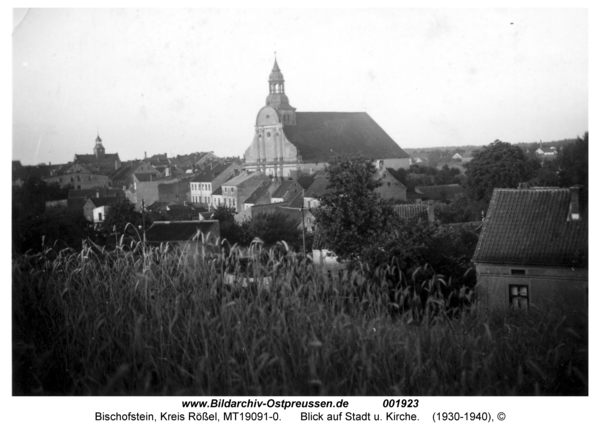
[475,263,588,314]
[244,106,299,177]
[92,206,109,223]
[159,180,191,203]
[374,168,406,201]
[131,180,160,209]
[83,201,95,221]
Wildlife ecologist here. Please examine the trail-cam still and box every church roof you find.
[282,112,409,163]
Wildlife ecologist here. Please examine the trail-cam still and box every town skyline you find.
[13,8,588,166]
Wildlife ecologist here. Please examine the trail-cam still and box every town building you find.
[374,166,407,201]
[189,162,241,207]
[219,170,269,213]
[473,187,587,312]
[73,135,121,173]
[243,59,410,179]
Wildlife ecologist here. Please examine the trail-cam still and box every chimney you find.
[569,186,580,221]
[96,191,100,198]
[145,151,147,159]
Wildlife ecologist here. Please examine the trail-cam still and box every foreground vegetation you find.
[13,239,587,395]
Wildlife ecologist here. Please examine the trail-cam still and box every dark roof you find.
[472,188,588,267]
[110,162,145,181]
[282,112,409,163]
[304,176,329,198]
[296,173,316,190]
[146,221,219,242]
[271,179,300,199]
[415,184,465,201]
[190,163,233,183]
[286,192,305,208]
[244,180,272,204]
[74,153,120,173]
[212,186,223,196]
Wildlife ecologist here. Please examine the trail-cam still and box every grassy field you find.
[12,240,588,396]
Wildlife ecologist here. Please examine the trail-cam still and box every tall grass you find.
[12,239,587,395]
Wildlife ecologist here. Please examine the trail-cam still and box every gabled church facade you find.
[243,59,410,179]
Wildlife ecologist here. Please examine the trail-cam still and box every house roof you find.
[145,221,219,242]
[144,153,170,166]
[134,172,158,182]
[296,173,316,190]
[286,192,305,209]
[74,153,120,173]
[244,180,272,204]
[212,186,223,196]
[415,184,465,201]
[472,188,588,267]
[87,197,118,207]
[282,112,409,163]
[271,179,300,199]
[393,204,430,221]
[304,176,329,198]
[190,163,235,183]
[110,162,146,181]
[222,171,265,187]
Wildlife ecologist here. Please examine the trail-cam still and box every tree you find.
[213,205,247,245]
[314,154,393,261]
[240,211,302,249]
[557,131,588,189]
[103,197,141,235]
[465,140,540,204]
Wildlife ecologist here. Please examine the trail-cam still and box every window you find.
[71,177,74,182]
[98,213,103,221]
[511,269,526,275]
[509,285,529,309]
[77,176,81,182]
[388,182,390,186]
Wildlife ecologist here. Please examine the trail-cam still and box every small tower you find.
[265,57,296,125]
[94,134,105,159]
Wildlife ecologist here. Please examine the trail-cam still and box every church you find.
[243,59,410,179]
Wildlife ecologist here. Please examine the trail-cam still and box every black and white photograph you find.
[8,4,591,426]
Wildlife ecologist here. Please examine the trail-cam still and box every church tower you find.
[265,58,296,125]
[244,58,300,178]
[94,134,105,159]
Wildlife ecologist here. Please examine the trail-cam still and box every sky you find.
[12,8,588,166]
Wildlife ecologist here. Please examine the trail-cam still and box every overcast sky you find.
[12,8,588,166]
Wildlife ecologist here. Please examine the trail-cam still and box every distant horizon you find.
[14,133,584,167]
[13,9,587,166]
